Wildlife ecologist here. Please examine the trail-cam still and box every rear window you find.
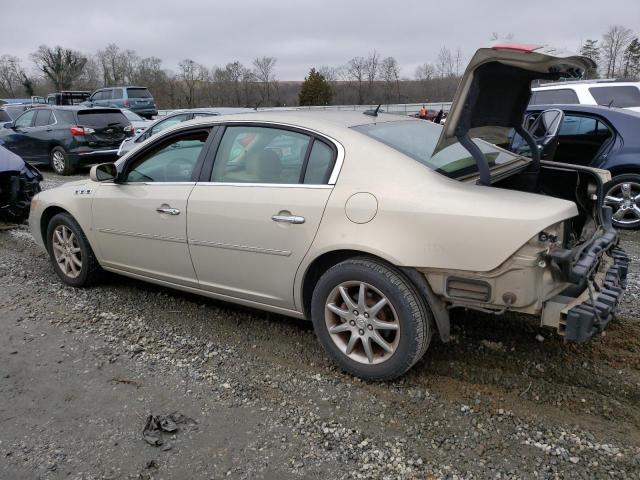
[77,111,129,127]
[0,110,11,122]
[588,86,640,108]
[127,88,152,99]
[352,120,519,179]
[530,88,579,105]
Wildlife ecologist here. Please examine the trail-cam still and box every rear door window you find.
[588,86,640,108]
[127,88,152,99]
[532,89,579,105]
[77,111,129,127]
[34,109,53,127]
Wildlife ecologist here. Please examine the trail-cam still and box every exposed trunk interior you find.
[495,164,602,248]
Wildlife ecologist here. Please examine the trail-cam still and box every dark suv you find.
[0,106,133,175]
[83,86,158,118]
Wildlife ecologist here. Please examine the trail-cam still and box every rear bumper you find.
[68,148,120,166]
[543,212,629,342]
[562,247,629,342]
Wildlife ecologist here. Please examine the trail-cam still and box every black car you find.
[0,106,133,175]
[523,104,640,229]
[0,144,42,222]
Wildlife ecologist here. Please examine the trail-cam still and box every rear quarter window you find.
[532,89,579,105]
[588,86,640,108]
[54,110,77,125]
[77,111,129,127]
[127,88,152,99]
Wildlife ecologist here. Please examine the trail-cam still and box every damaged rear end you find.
[429,43,629,342]
[0,145,42,223]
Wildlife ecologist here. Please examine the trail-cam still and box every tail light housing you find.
[124,124,134,136]
[69,126,95,136]
[123,99,130,107]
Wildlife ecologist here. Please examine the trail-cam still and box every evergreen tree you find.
[579,39,600,78]
[622,38,640,79]
[298,68,333,106]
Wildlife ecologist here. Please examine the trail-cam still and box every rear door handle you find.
[272,214,305,224]
[156,205,180,215]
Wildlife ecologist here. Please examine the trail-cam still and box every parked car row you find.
[26,44,630,381]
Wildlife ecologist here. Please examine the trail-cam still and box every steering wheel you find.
[163,158,193,182]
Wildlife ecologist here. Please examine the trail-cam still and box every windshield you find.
[352,120,520,178]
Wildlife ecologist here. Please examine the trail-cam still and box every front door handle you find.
[272,214,305,224]
[156,205,180,215]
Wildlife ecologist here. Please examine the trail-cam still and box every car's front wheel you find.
[604,174,640,229]
[46,212,102,287]
[311,258,433,381]
[50,146,75,176]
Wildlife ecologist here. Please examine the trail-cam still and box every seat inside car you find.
[224,149,282,183]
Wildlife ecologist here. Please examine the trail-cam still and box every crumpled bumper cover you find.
[564,247,630,343]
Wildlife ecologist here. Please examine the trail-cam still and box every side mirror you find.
[526,109,564,160]
[90,163,118,182]
[3,121,14,129]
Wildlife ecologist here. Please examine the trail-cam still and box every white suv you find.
[531,80,640,112]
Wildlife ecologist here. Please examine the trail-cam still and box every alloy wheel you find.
[52,225,82,278]
[604,181,640,227]
[324,281,400,365]
[52,150,66,173]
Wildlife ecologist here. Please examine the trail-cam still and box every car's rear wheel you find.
[604,174,640,229]
[46,212,102,287]
[311,257,433,381]
[50,146,75,176]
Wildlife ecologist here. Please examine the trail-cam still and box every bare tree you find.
[601,25,633,77]
[415,63,436,81]
[380,56,401,103]
[31,45,87,91]
[436,46,454,78]
[96,44,138,86]
[364,50,380,102]
[346,56,367,104]
[178,59,208,108]
[252,56,277,104]
[0,55,26,97]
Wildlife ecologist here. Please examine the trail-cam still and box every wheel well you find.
[608,166,640,178]
[302,250,380,318]
[40,206,69,246]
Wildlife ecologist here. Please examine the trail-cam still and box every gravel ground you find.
[1,168,639,479]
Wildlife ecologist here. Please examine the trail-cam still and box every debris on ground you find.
[142,413,195,447]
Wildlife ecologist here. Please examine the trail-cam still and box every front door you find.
[92,127,212,287]
[3,109,37,160]
[187,124,338,309]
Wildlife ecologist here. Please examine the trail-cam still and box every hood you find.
[435,43,596,155]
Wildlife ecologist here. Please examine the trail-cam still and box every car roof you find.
[527,103,640,118]
[49,106,123,112]
[533,81,640,91]
[176,109,412,130]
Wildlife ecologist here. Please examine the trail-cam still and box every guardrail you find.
[156,102,452,118]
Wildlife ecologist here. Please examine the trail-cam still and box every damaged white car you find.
[29,44,629,380]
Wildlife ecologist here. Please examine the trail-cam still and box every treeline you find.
[1,25,638,109]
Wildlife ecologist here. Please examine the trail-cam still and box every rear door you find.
[76,110,130,149]
[187,124,338,310]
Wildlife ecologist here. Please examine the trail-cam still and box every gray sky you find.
[4,0,639,79]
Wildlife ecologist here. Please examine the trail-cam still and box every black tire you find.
[311,257,433,381]
[46,212,102,287]
[603,173,640,230]
[50,146,75,176]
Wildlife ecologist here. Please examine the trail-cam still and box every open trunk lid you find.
[435,43,595,185]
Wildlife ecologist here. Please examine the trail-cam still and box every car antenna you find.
[363,104,382,117]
